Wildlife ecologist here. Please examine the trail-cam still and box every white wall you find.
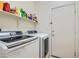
[34,2,51,33]
[0,1,35,32]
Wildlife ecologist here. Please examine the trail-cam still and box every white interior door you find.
[51,4,75,58]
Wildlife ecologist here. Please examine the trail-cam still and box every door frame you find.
[50,3,77,57]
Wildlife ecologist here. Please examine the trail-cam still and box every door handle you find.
[50,22,53,24]
[52,30,54,32]
[52,34,54,36]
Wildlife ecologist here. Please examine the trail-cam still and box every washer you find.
[0,31,39,58]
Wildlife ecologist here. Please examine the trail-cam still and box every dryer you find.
[26,30,49,58]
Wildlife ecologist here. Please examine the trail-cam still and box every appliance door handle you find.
[7,38,37,49]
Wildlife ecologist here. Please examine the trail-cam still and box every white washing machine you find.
[26,30,49,58]
[0,31,39,58]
